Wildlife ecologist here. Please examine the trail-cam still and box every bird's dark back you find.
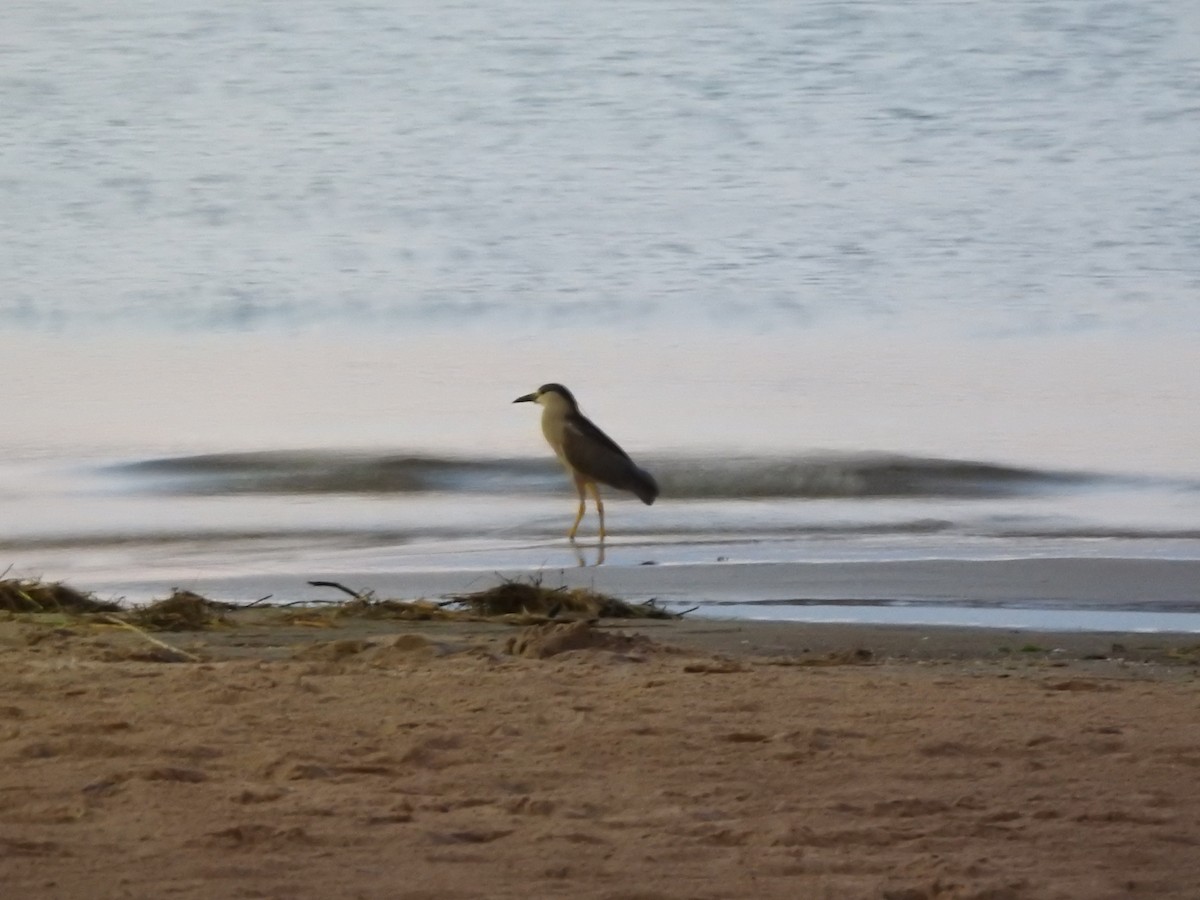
[563,411,658,505]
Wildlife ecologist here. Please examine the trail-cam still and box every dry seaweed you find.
[0,578,121,614]
[305,581,463,621]
[306,576,676,622]
[451,576,677,620]
[334,597,462,622]
[126,590,231,631]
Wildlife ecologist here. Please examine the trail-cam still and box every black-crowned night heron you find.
[514,383,658,541]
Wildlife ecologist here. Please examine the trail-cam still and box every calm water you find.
[2,1,1198,621]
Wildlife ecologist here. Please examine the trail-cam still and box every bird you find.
[513,383,658,541]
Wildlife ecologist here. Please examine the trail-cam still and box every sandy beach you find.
[2,609,1199,900]
[7,5,1199,899]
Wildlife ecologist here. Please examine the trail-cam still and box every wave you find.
[115,452,548,495]
[108,450,1096,500]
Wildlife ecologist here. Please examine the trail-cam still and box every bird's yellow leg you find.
[568,474,588,541]
[588,482,606,541]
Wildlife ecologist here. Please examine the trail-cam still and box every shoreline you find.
[5,586,1200,666]
[45,551,1200,638]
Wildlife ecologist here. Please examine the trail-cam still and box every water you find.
[2,1,1198,626]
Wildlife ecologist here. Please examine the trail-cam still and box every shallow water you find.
[3,2,1198,625]
[2,333,1197,626]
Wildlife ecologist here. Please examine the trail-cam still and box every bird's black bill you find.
[513,393,537,403]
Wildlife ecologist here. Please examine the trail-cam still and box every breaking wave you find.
[110,451,1094,500]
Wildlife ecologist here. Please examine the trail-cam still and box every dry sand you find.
[2,611,1199,900]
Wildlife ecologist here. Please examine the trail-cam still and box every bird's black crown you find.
[538,383,577,406]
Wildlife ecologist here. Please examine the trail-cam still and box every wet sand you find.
[2,612,1199,899]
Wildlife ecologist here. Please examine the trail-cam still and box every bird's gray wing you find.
[562,413,659,505]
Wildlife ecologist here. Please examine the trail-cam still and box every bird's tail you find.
[632,468,659,505]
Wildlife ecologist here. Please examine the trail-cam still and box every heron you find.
[513,383,658,541]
